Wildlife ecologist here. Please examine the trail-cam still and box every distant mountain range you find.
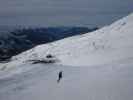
[0,26,98,61]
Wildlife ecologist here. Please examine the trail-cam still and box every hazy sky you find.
[0,0,133,27]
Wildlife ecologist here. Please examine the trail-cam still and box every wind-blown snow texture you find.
[0,13,133,100]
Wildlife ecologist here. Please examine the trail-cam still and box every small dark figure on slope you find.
[57,71,63,83]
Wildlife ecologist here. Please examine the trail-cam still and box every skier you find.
[57,71,63,83]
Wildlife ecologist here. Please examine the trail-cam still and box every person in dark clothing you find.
[57,71,63,83]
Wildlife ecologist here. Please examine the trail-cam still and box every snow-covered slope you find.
[0,13,133,100]
[1,13,133,70]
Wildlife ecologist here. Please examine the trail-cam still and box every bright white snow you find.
[0,13,133,100]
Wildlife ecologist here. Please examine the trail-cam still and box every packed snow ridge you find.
[1,13,133,69]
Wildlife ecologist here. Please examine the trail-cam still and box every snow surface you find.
[1,13,133,70]
[0,13,133,100]
[0,59,133,100]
